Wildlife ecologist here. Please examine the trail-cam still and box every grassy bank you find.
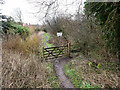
[64,54,119,88]
[46,63,60,88]
[43,33,53,47]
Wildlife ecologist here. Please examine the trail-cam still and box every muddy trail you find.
[37,31,47,48]
[39,32,74,88]
[43,34,47,48]
[54,57,74,88]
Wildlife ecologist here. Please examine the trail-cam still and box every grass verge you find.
[46,63,60,88]
[64,54,119,88]
[64,61,100,88]
[43,33,53,47]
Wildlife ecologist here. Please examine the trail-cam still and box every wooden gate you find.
[43,43,70,59]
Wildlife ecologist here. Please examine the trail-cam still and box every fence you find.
[43,43,71,59]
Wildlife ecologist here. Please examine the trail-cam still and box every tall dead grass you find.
[2,34,43,56]
[2,34,54,88]
[2,34,50,88]
[2,49,50,88]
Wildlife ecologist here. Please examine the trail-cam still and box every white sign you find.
[57,32,62,37]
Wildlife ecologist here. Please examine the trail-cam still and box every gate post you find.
[67,42,71,57]
[43,47,44,58]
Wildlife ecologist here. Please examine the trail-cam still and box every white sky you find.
[1,0,39,24]
[1,0,86,25]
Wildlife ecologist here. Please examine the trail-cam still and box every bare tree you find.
[14,8,23,23]
[0,0,5,4]
[28,0,83,22]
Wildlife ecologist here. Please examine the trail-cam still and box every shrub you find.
[2,34,42,56]
[1,15,29,40]
[35,28,41,32]
[12,24,29,39]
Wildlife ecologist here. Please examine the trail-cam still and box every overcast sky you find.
[1,0,86,25]
[1,0,38,24]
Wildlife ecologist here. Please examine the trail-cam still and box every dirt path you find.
[54,57,74,88]
[38,31,74,88]
[43,34,48,48]
[37,31,47,48]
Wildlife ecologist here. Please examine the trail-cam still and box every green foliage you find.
[43,33,52,47]
[64,63,100,88]
[64,63,82,88]
[80,82,100,89]
[1,16,14,34]
[46,63,60,88]
[88,62,102,69]
[84,2,120,58]
[12,24,29,38]
[1,15,29,39]
[88,62,92,68]
[97,64,101,69]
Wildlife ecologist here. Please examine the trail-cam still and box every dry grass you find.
[2,49,50,88]
[65,55,120,88]
[2,34,43,56]
[2,34,60,88]
[2,35,49,88]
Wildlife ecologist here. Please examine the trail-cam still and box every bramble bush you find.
[1,15,29,39]
[12,24,29,39]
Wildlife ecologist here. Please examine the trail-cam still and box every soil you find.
[54,57,74,88]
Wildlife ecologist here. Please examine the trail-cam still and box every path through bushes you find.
[41,32,74,88]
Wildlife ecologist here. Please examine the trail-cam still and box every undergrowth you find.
[64,54,119,88]
[2,49,49,88]
[43,33,52,47]
[64,62,100,88]
[2,34,42,56]
[46,63,60,88]
[2,32,60,88]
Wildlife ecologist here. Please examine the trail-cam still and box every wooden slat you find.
[42,44,70,59]
[45,45,67,49]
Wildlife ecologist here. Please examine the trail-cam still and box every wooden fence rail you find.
[43,43,71,59]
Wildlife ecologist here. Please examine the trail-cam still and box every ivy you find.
[84,2,120,59]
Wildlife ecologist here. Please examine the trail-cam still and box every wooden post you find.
[43,47,44,58]
[67,43,70,57]
[69,43,71,57]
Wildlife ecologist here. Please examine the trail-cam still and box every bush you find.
[12,24,29,39]
[1,15,29,39]
[2,34,42,56]
[35,28,41,32]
